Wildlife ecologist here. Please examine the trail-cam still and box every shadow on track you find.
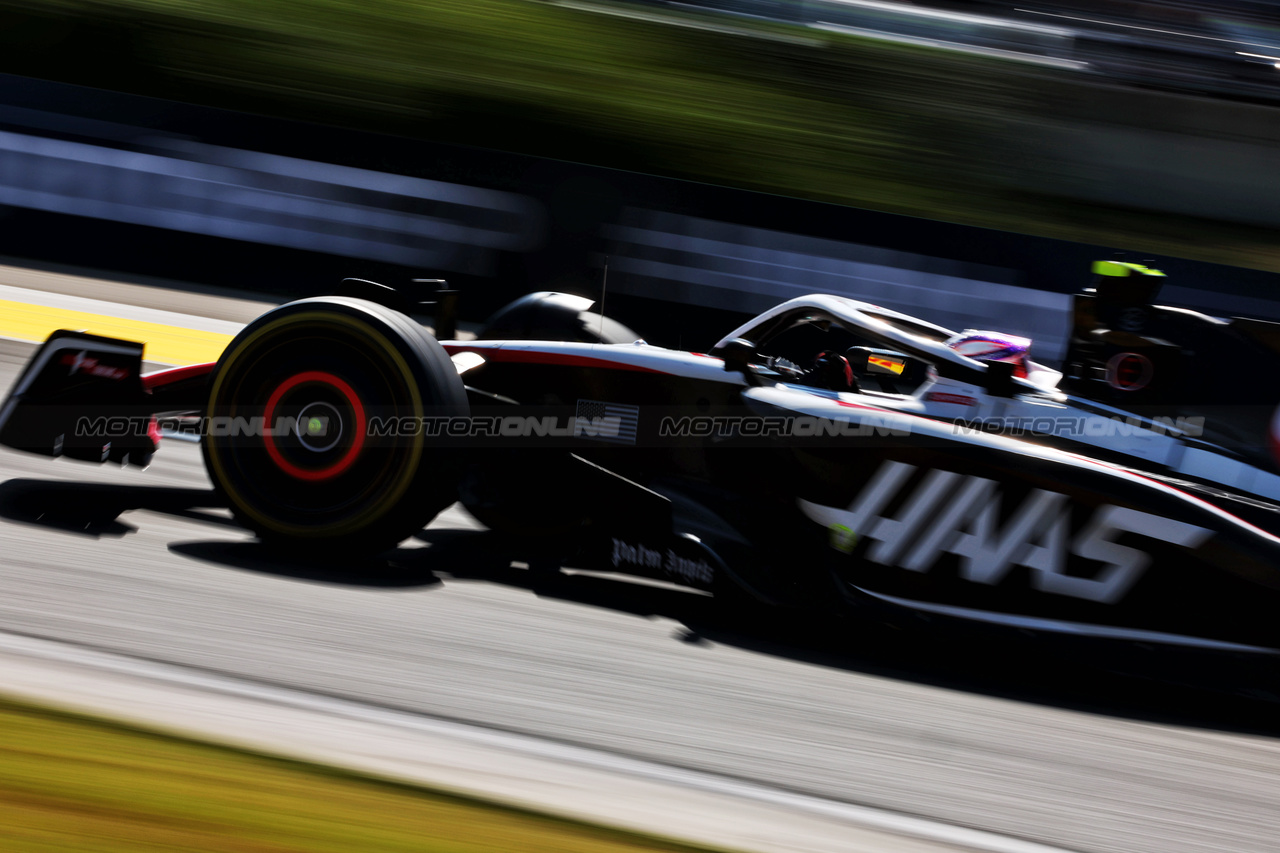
[168,540,444,589]
[4,475,1277,737]
[402,527,1280,739]
[408,527,718,621]
[0,476,443,587]
[0,478,235,538]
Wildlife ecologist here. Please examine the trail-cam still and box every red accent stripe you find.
[451,346,1269,532]
[262,371,367,482]
[141,362,216,390]
[834,399,894,414]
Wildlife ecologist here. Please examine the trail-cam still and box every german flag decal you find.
[867,354,906,375]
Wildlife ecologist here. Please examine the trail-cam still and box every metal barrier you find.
[604,209,1075,360]
[804,0,1082,68]
[0,129,545,274]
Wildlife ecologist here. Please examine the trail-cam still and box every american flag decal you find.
[575,399,639,445]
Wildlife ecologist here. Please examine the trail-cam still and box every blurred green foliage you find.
[1,0,1279,272]
[0,696,735,852]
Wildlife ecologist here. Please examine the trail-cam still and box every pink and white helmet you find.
[944,330,1031,378]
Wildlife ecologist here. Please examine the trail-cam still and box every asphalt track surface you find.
[2,274,1280,853]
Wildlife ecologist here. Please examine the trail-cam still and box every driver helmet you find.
[944,330,1031,378]
[812,350,856,390]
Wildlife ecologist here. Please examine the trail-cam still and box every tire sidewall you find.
[203,297,467,553]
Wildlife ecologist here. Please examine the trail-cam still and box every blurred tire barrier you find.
[986,80,1280,231]
[603,209,1074,360]
[1006,119,1280,229]
[0,128,545,274]
[0,72,1277,353]
[665,0,1278,100]
[803,0,1083,69]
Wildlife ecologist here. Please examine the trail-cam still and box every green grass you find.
[0,695,736,853]
[1,0,1279,273]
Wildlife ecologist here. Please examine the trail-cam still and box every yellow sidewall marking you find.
[0,299,232,365]
[206,310,426,538]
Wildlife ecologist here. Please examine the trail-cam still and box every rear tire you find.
[202,297,467,556]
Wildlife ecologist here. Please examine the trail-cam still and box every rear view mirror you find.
[984,360,1016,397]
[711,338,760,385]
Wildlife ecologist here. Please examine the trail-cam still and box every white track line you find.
[0,629,1078,853]
[0,282,248,336]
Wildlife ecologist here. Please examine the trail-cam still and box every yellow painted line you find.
[0,299,233,365]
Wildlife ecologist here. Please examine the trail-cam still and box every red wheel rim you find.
[262,371,367,481]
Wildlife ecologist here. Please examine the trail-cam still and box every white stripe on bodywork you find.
[852,586,1280,654]
[753,383,1280,547]
[448,339,1280,542]
[444,340,745,385]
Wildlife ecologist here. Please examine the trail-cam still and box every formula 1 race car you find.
[3,262,1280,665]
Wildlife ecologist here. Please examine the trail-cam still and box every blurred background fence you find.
[2,71,1278,360]
[0,0,1279,356]
[0,128,544,273]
